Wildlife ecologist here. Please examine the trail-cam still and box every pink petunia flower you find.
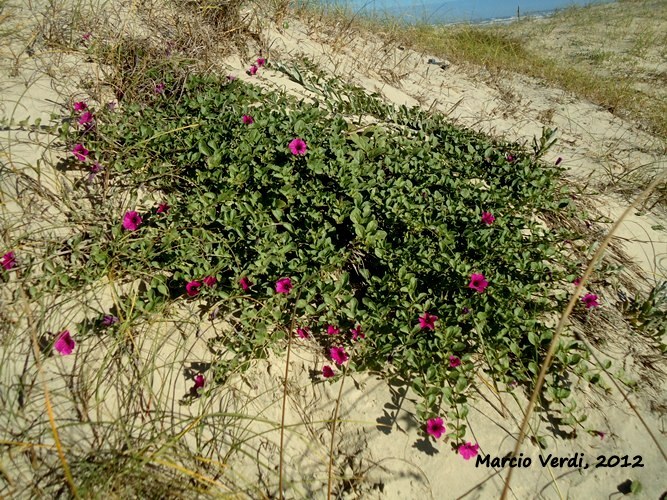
[468,273,488,293]
[203,276,217,287]
[72,143,89,161]
[582,293,600,309]
[256,57,266,67]
[193,374,205,391]
[156,202,169,214]
[54,330,76,356]
[481,211,495,225]
[426,417,446,439]
[350,325,364,341]
[242,114,254,125]
[78,111,94,125]
[418,312,438,330]
[154,83,165,94]
[327,324,340,336]
[573,277,582,287]
[239,276,251,291]
[330,346,349,366]
[73,101,88,112]
[275,277,292,294]
[322,365,335,378]
[296,327,310,339]
[82,32,92,41]
[288,138,307,156]
[186,280,202,297]
[458,442,479,460]
[1,251,16,270]
[122,211,142,231]
[248,64,258,76]
[449,355,461,368]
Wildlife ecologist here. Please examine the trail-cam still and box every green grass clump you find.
[409,24,639,114]
[49,61,594,439]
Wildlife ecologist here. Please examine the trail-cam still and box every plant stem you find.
[327,354,351,499]
[278,288,302,500]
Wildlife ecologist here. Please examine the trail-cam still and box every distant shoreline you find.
[314,0,615,26]
[438,9,556,26]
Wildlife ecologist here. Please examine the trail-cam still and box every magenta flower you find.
[72,143,89,161]
[418,312,438,330]
[122,211,142,231]
[322,365,335,378]
[154,83,165,94]
[327,324,340,336]
[505,153,515,162]
[78,111,94,125]
[598,431,606,440]
[248,64,258,76]
[582,293,600,309]
[481,211,495,225]
[203,276,217,287]
[296,327,310,339]
[350,325,364,341]
[54,330,76,356]
[1,251,16,270]
[468,273,488,293]
[227,74,237,82]
[556,157,563,166]
[573,277,582,287]
[239,276,251,291]
[90,162,102,173]
[256,57,266,67]
[82,32,92,41]
[426,417,446,439]
[330,346,349,366]
[101,315,118,327]
[156,202,169,214]
[449,355,461,368]
[186,280,202,297]
[242,114,254,125]
[275,277,292,294]
[73,101,88,112]
[193,374,205,391]
[288,138,307,156]
[458,442,480,460]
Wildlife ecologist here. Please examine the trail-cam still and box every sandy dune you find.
[1,1,665,498]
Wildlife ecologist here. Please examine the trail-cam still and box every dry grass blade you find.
[500,170,667,500]
[327,353,349,500]
[19,286,79,498]
[278,286,304,499]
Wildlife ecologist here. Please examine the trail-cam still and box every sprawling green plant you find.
[52,63,589,440]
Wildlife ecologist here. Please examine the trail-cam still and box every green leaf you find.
[198,139,213,156]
